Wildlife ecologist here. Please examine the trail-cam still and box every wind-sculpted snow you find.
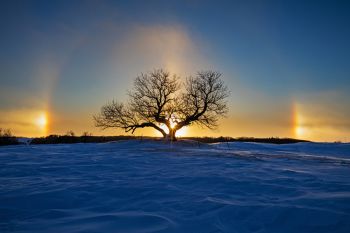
[1,140,350,232]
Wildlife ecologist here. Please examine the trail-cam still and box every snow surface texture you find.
[1,140,350,233]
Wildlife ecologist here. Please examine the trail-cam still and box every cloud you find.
[112,24,211,76]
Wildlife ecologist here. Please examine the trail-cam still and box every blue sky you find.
[1,0,349,141]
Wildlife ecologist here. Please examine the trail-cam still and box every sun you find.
[159,123,187,137]
[295,125,305,137]
[35,112,47,129]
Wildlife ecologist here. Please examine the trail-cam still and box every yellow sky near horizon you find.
[1,102,348,143]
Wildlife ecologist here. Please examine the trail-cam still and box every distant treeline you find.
[0,137,19,146]
[0,128,19,146]
[181,136,310,144]
[30,135,140,144]
[30,135,309,145]
[1,133,310,146]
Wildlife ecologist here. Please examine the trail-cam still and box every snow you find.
[1,140,350,232]
[16,137,32,145]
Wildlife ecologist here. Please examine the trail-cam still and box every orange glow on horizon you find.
[293,103,306,139]
[34,111,48,136]
[0,109,49,137]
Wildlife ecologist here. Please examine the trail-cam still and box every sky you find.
[1,0,349,142]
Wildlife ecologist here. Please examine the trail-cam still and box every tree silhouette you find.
[94,69,229,141]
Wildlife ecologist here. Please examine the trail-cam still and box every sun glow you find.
[293,103,309,139]
[175,126,187,137]
[294,104,304,138]
[295,125,305,137]
[35,112,48,130]
[159,123,187,137]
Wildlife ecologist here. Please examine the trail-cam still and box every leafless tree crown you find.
[94,69,229,140]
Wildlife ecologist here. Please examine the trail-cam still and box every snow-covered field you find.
[1,140,350,233]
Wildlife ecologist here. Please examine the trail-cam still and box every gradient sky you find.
[1,0,350,141]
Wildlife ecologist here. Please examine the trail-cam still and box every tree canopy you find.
[94,69,229,141]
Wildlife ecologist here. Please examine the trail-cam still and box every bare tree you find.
[66,130,75,137]
[94,69,229,141]
[82,131,92,137]
[0,128,13,137]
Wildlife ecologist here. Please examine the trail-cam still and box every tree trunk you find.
[169,129,177,141]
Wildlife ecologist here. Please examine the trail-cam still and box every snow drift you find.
[1,140,350,232]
